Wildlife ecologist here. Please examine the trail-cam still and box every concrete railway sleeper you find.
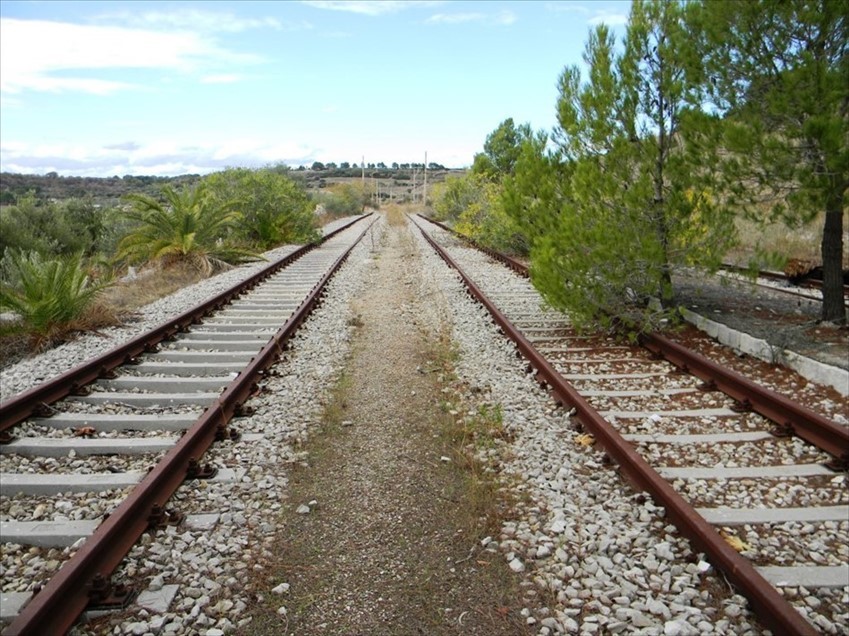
[411,214,848,636]
[0,214,376,635]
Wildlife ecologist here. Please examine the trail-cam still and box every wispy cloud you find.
[545,2,629,27]
[302,1,444,16]
[1,138,322,177]
[100,9,312,34]
[544,2,590,15]
[587,10,628,26]
[0,17,260,96]
[426,10,517,26]
[200,74,243,84]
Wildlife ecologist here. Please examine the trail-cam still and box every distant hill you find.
[0,166,465,207]
[0,172,202,206]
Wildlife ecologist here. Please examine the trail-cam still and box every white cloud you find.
[98,8,313,34]
[201,74,243,84]
[425,10,517,26]
[545,3,590,15]
[426,12,485,25]
[125,10,281,32]
[587,10,628,26]
[0,18,260,96]
[495,10,518,26]
[0,137,322,177]
[546,2,629,27]
[302,1,444,16]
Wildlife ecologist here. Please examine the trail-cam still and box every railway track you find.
[0,214,375,635]
[715,263,849,305]
[1,211,846,634]
[412,214,848,635]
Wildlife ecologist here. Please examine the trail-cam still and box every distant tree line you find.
[0,172,202,207]
[301,161,446,173]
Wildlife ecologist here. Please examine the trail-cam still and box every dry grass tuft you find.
[726,210,849,268]
[0,299,131,368]
[429,335,519,539]
[99,263,206,314]
[382,203,409,226]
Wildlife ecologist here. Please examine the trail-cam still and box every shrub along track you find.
[0,215,374,635]
[413,214,848,635]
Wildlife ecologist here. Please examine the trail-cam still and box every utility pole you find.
[411,167,417,204]
[423,151,428,208]
[361,155,365,186]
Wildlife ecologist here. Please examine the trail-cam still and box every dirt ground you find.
[244,216,532,635]
[673,271,848,371]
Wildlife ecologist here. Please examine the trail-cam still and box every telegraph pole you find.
[423,151,428,208]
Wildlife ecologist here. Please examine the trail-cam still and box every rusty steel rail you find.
[718,262,849,299]
[0,215,369,432]
[3,215,376,636]
[417,214,848,467]
[412,215,817,636]
[421,216,529,277]
[640,333,849,469]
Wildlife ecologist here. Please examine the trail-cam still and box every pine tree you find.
[693,0,848,323]
[522,0,736,336]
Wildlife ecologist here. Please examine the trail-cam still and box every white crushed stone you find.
[3,214,846,635]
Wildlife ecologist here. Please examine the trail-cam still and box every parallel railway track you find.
[412,214,848,636]
[715,263,849,304]
[0,214,375,635]
[1,210,846,634]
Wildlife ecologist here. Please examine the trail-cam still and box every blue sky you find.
[0,0,630,177]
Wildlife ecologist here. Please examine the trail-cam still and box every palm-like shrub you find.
[117,184,259,275]
[0,250,113,345]
[202,168,319,249]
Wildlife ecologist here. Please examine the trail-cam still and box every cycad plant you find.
[117,184,258,275]
[0,250,113,346]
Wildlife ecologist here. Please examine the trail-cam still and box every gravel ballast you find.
[2,213,846,634]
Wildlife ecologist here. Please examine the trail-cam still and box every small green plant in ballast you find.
[0,250,115,349]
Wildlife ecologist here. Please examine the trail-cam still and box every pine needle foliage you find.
[511,0,737,338]
[692,0,848,323]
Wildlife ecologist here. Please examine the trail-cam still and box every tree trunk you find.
[820,186,846,324]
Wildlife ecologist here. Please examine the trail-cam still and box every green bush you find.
[203,168,319,248]
[0,193,106,257]
[0,250,113,344]
[317,182,368,217]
